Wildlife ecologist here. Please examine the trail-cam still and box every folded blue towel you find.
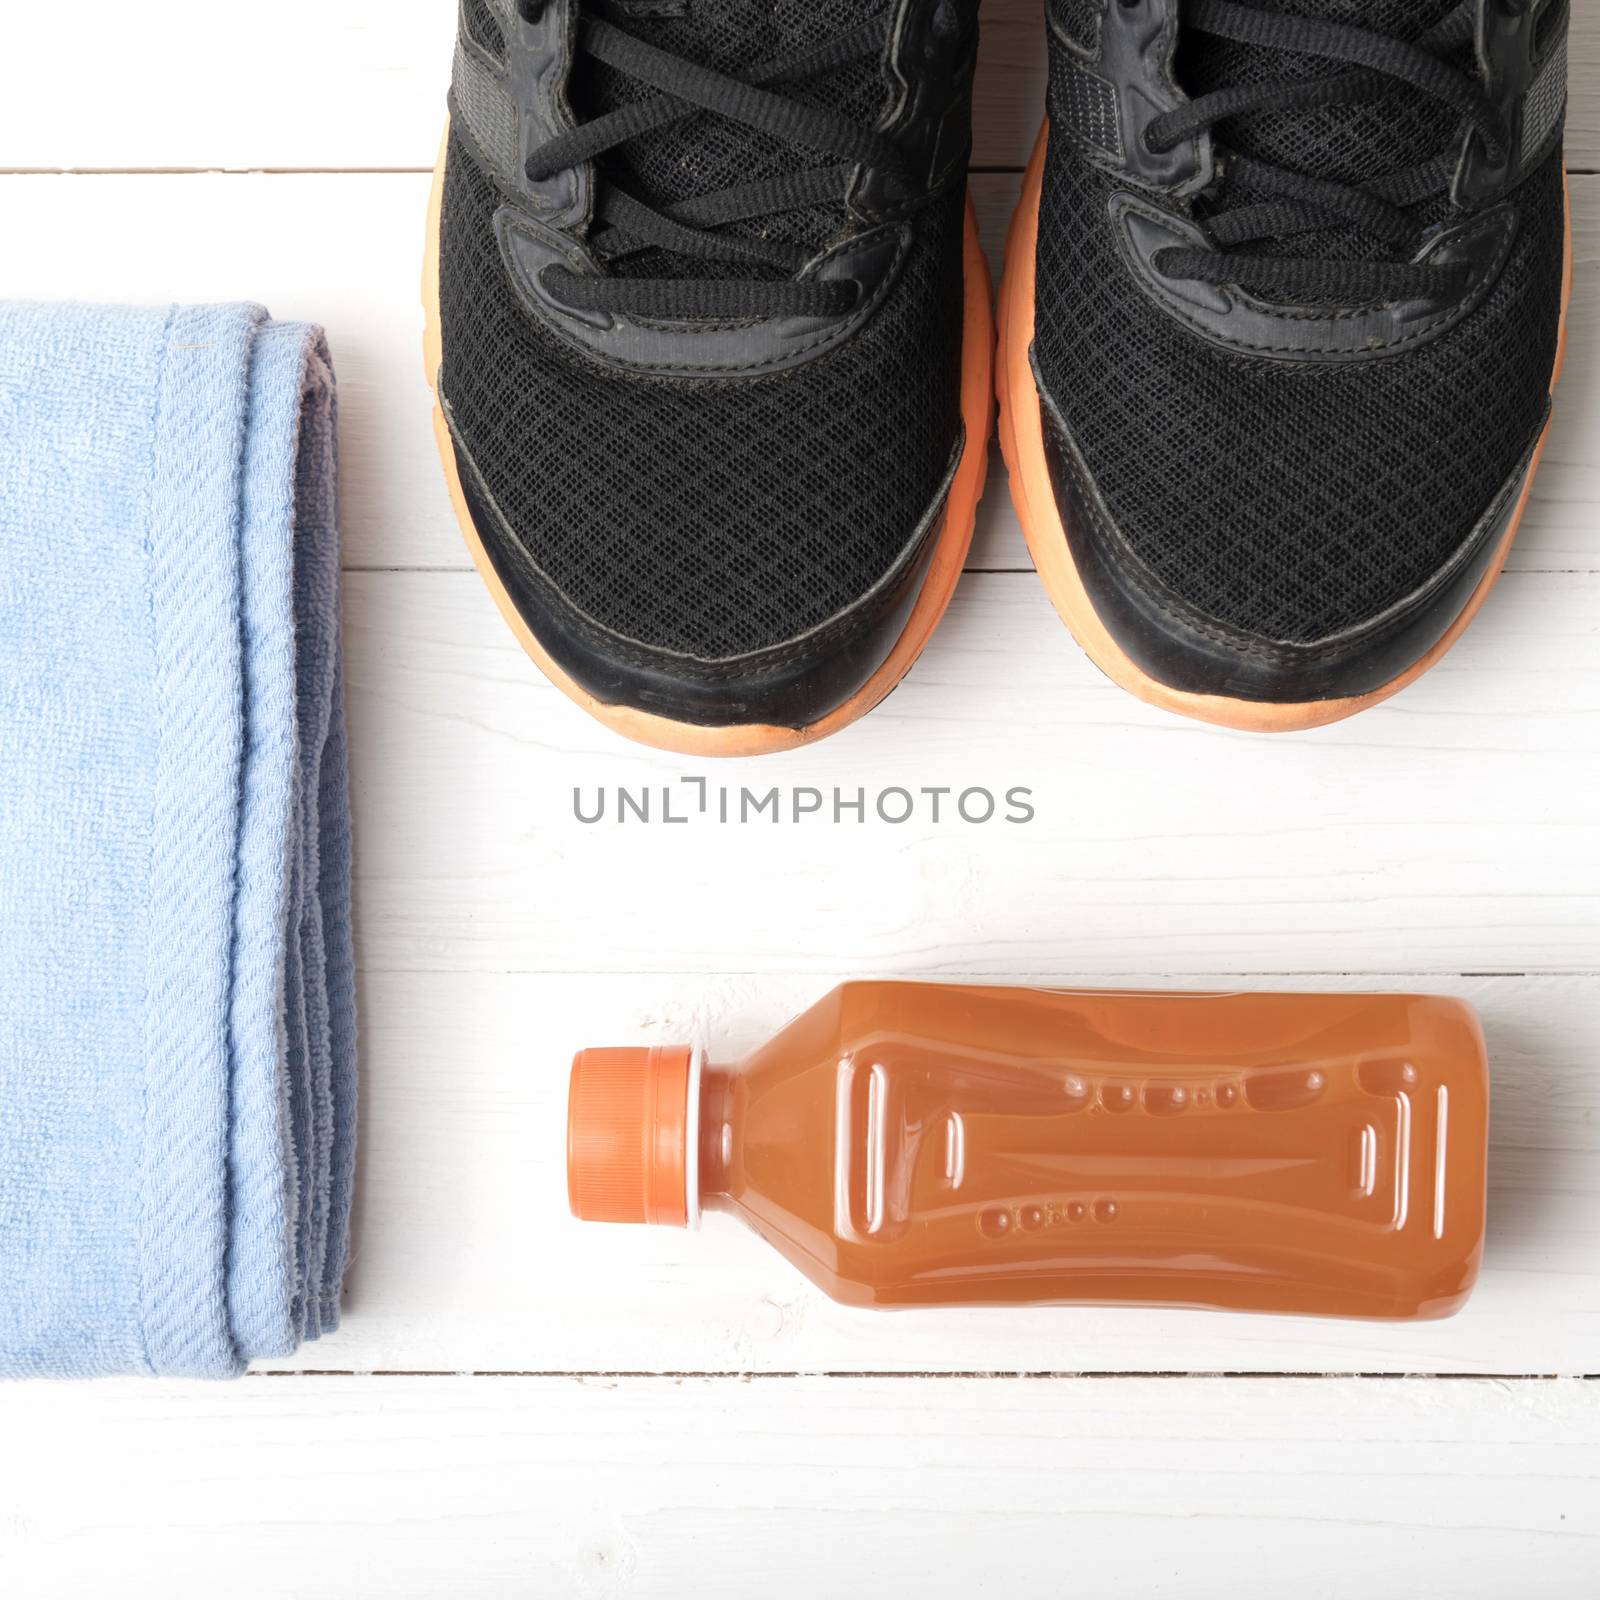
[0,302,357,1377]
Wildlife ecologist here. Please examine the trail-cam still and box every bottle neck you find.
[695,1059,736,1213]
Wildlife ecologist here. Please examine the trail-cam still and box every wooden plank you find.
[341,566,1600,982]
[2,1374,1596,1597]
[4,0,1599,173]
[238,971,1600,1376]
[2,167,1593,575]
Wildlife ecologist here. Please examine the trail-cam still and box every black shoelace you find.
[522,4,907,320]
[1148,0,1519,304]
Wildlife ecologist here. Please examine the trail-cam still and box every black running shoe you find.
[426,0,991,755]
[1000,0,1571,731]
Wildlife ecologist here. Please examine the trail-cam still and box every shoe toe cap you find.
[448,419,956,731]
[1043,409,1545,708]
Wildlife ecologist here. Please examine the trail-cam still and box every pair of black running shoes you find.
[428,0,1571,753]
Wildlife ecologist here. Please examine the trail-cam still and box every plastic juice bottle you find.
[566,982,1489,1319]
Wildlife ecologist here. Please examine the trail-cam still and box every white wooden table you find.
[3,4,1598,1594]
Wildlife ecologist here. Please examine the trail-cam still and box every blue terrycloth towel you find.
[0,302,357,1377]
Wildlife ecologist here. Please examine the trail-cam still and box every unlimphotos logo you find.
[573,777,1036,826]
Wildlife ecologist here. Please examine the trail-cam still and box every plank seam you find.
[258,1368,1600,1381]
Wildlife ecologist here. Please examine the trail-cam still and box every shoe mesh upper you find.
[1033,7,1566,646]
[438,131,966,660]
[462,0,506,61]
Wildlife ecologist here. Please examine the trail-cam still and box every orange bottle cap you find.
[567,1044,694,1227]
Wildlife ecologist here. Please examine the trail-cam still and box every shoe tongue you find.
[1176,0,1465,192]
[575,0,896,281]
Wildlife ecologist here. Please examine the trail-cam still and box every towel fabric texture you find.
[0,301,357,1377]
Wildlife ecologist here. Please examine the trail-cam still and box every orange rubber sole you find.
[423,130,994,757]
[997,127,1574,734]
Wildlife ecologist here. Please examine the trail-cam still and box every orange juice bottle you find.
[566,982,1488,1319]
